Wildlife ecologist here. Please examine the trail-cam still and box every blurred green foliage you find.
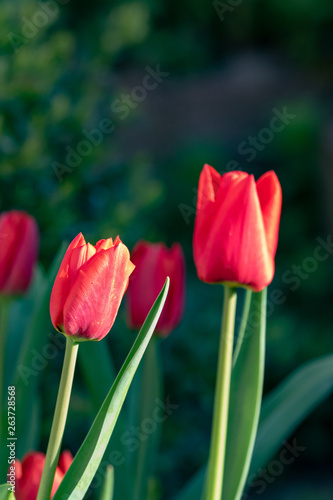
[1,0,333,498]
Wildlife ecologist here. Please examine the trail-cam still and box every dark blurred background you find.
[1,0,333,498]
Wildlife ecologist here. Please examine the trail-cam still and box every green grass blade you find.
[53,278,170,500]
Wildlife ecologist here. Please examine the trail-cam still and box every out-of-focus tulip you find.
[193,165,282,292]
[50,233,135,341]
[57,450,73,473]
[0,210,39,295]
[12,450,72,500]
[127,241,185,336]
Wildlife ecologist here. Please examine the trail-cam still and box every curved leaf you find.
[53,278,170,500]
[232,290,252,367]
[222,289,266,500]
[79,338,130,500]
[174,289,266,500]
[174,351,333,500]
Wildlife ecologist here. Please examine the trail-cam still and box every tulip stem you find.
[37,337,79,500]
[203,286,237,500]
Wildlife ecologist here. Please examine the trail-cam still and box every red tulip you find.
[127,241,185,336]
[0,210,39,295]
[193,165,282,292]
[50,233,135,341]
[12,450,73,500]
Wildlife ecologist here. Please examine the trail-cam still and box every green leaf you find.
[248,352,333,478]
[232,290,252,367]
[79,339,130,500]
[99,466,114,500]
[53,278,170,500]
[221,288,266,500]
[79,341,116,411]
[0,484,16,500]
[174,336,333,500]
[173,289,267,500]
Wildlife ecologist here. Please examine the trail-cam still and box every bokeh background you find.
[1,0,333,498]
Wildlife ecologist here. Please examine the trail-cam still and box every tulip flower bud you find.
[12,450,73,500]
[193,165,282,292]
[127,241,186,336]
[50,233,135,341]
[0,210,39,295]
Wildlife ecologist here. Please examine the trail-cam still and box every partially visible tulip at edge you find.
[0,210,39,295]
[10,450,73,500]
[127,240,186,336]
[193,164,282,292]
[50,233,135,341]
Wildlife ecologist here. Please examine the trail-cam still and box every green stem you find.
[37,337,79,500]
[203,286,237,500]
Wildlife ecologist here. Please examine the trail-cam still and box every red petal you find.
[50,233,86,331]
[68,243,96,287]
[127,242,166,330]
[127,241,186,335]
[194,173,273,290]
[95,238,114,252]
[0,212,22,288]
[256,170,282,257]
[63,242,135,340]
[5,216,39,293]
[16,452,46,500]
[0,211,39,293]
[196,164,221,211]
[50,467,65,499]
[158,243,186,335]
[57,450,73,474]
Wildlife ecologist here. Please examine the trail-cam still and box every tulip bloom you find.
[127,241,185,336]
[0,210,39,295]
[13,450,72,500]
[193,165,282,292]
[50,233,135,341]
